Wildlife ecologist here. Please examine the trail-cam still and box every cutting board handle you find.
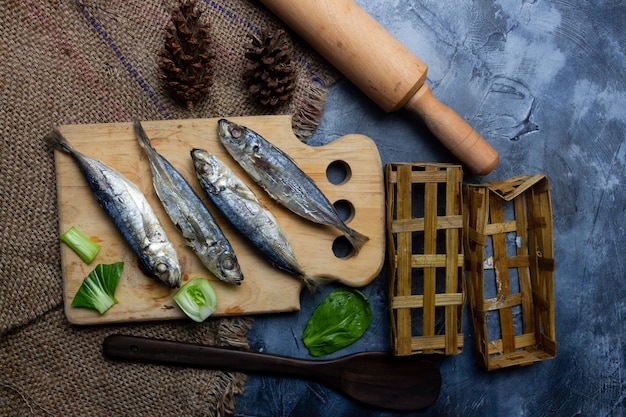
[405,84,499,176]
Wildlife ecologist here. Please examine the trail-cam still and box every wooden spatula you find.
[103,334,441,411]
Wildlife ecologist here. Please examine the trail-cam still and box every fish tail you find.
[45,128,74,154]
[303,274,335,295]
[133,119,152,151]
[343,227,370,254]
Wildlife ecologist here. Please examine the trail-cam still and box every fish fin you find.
[45,128,73,154]
[344,227,370,255]
[303,275,335,296]
[133,119,153,151]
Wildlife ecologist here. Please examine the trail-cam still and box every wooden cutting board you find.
[54,115,385,325]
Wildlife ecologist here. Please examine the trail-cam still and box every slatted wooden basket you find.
[386,163,465,356]
[463,175,557,370]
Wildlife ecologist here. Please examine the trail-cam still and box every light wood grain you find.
[260,0,499,175]
[387,163,465,356]
[463,175,557,370]
[54,115,385,325]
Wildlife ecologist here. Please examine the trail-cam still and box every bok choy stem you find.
[173,277,217,322]
[60,226,101,264]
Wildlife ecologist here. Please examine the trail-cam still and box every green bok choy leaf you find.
[71,262,123,314]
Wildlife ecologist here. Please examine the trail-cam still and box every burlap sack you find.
[0,1,337,415]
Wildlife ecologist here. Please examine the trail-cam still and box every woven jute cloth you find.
[0,1,337,415]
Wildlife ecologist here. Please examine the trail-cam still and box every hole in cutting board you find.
[333,199,355,223]
[326,160,351,185]
[332,236,355,259]
[327,160,357,259]
[331,201,357,259]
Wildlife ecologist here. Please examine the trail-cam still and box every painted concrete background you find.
[235,1,625,416]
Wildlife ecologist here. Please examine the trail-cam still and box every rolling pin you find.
[260,0,499,175]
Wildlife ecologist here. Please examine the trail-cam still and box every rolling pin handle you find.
[405,84,499,176]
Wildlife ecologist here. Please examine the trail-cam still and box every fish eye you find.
[231,126,243,139]
[222,256,236,270]
[200,162,214,176]
[156,263,168,273]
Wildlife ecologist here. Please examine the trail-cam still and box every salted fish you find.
[191,148,329,293]
[217,119,369,253]
[134,121,243,285]
[46,129,181,288]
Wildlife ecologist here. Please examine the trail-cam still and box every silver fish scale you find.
[135,121,244,285]
[235,128,337,225]
[191,149,305,279]
[217,119,369,254]
[46,129,182,288]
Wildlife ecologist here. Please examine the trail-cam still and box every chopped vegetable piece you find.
[173,277,217,322]
[302,288,372,357]
[60,226,101,264]
[71,262,123,314]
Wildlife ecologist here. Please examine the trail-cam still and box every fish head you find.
[215,250,244,285]
[141,243,182,288]
[151,254,183,289]
[191,149,222,191]
[217,119,259,157]
[217,118,243,140]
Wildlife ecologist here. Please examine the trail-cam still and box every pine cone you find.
[158,0,215,109]
[243,29,296,107]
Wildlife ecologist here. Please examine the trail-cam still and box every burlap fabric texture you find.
[0,1,337,416]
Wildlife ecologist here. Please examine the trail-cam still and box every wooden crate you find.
[386,163,464,355]
[463,175,557,370]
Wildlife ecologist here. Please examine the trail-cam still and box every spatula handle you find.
[103,334,441,411]
[103,334,316,376]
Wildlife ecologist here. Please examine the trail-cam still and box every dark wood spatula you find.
[103,334,441,411]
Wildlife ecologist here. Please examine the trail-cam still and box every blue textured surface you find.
[235,1,626,416]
